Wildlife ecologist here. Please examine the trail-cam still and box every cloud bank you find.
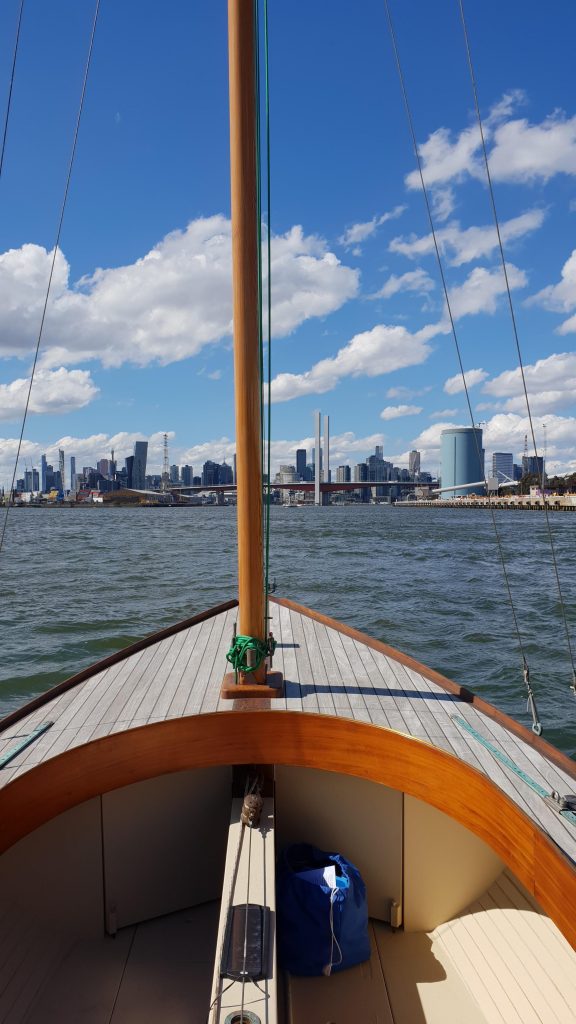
[0,217,359,371]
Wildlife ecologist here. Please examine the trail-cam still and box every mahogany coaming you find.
[0,711,575,950]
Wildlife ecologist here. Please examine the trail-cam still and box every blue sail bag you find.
[277,843,370,976]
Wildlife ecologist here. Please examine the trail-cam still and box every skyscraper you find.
[132,441,148,489]
[40,454,47,492]
[492,452,513,484]
[70,456,77,492]
[296,449,306,480]
[522,454,545,479]
[409,450,421,479]
[58,449,65,492]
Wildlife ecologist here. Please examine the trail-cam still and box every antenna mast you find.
[162,433,170,492]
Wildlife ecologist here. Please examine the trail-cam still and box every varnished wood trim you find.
[0,599,238,734]
[1,712,574,948]
[228,0,265,669]
[271,596,576,781]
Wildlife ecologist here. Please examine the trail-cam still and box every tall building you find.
[409,450,421,479]
[132,441,148,489]
[336,465,351,483]
[58,449,65,492]
[181,465,193,487]
[202,461,220,486]
[70,456,77,492]
[375,445,383,460]
[492,452,513,484]
[23,469,39,492]
[170,464,180,484]
[220,461,233,484]
[440,427,484,497]
[97,459,110,478]
[125,455,134,489]
[40,454,47,492]
[353,462,369,502]
[296,449,306,480]
[522,455,545,479]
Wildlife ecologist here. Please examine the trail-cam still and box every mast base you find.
[221,671,284,700]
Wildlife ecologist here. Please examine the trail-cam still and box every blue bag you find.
[277,843,370,976]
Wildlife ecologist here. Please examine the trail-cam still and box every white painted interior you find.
[0,797,104,938]
[403,794,504,932]
[102,766,232,929]
[275,765,403,922]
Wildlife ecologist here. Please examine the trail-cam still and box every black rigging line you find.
[382,0,542,732]
[0,0,25,182]
[458,0,576,694]
[0,0,101,558]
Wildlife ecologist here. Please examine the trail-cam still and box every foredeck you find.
[1,596,575,870]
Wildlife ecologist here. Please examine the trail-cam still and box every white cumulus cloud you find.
[370,268,435,300]
[380,404,423,420]
[404,93,576,190]
[444,368,488,395]
[270,321,445,403]
[429,407,459,419]
[338,206,406,247]
[0,368,98,420]
[527,250,576,334]
[0,217,359,370]
[447,264,527,319]
[389,210,545,267]
[483,351,576,415]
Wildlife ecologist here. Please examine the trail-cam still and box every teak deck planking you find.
[0,595,575,880]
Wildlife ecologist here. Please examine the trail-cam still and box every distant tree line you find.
[514,472,576,494]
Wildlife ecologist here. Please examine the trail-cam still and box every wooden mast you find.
[225,0,278,692]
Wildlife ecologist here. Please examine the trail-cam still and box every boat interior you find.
[1,760,575,1023]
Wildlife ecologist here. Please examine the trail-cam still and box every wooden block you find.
[220,672,284,700]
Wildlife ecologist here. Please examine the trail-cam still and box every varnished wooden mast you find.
[228,0,265,681]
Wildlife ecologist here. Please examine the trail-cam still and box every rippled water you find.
[0,505,575,758]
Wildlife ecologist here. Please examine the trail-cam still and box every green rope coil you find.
[226,634,277,676]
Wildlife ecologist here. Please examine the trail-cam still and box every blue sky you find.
[0,0,575,485]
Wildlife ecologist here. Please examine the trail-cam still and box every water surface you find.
[0,505,574,757]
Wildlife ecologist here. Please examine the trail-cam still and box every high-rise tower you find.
[132,442,148,489]
[162,433,170,491]
[58,449,65,492]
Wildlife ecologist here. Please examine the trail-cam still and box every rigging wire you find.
[458,0,576,695]
[382,0,542,732]
[0,0,101,559]
[0,0,25,182]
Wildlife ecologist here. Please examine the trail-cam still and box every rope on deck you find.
[452,714,576,827]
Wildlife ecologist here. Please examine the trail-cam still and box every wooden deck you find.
[1,596,575,870]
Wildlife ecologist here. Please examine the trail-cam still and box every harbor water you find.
[0,504,575,758]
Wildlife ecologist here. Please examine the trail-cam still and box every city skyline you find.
[3,418,549,495]
[0,2,575,486]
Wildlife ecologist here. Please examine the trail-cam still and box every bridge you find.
[169,480,433,497]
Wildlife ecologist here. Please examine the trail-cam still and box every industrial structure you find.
[440,427,484,497]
